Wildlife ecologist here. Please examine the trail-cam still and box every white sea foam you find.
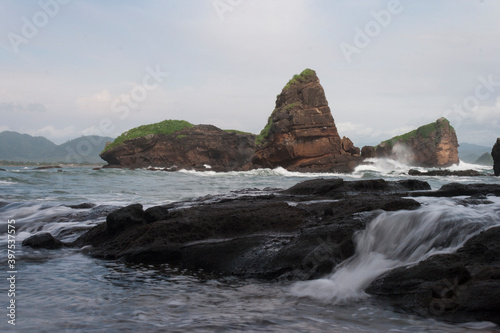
[178,166,355,179]
[353,157,424,176]
[291,197,500,304]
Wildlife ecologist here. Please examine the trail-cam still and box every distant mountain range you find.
[458,142,493,165]
[0,131,114,164]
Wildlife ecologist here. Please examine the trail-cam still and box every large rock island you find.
[363,117,459,167]
[252,69,362,173]
[100,120,256,171]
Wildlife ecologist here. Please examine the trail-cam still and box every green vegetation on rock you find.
[283,68,317,91]
[380,118,453,148]
[284,102,302,111]
[103,119,193,152]
[224,129,253,135]
[255,116,273,146]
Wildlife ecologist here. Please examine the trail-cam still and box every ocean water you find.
[1,160,499,332]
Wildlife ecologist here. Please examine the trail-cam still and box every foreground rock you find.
[364,117,459,167]
[73,179,426,280]
[69,179,500,325]
[492,138,500,176]
[23,232,63,249]
[100,123,256,171]
[35,165,62,170]
[408,169,482,177]
[367,226,500,325]
[252,69,362,173]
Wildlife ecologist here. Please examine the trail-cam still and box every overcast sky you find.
[1,0,499,147]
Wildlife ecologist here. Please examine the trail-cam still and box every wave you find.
[178,167,358,179]
[449,160,493,171]
[353,158,493,176]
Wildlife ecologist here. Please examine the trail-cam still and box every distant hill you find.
[458,142,492,163]
[0,131,114,164]
[473,152,494,166]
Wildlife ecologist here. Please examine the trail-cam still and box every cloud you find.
[467,97,500,125]
[0,102,46,112]
[31,125,77,140]
[76,90,113,113]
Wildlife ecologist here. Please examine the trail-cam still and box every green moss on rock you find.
[224,129,253,135]
[103,119,193,152]
[283,68,317,91]
[381,118,453,148]
[255,116,273,146]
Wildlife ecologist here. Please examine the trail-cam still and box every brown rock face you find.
[341,136,360,156]
[492,138,500,176]
[371,117,459,167]
[252,69,362,173]
[100,125,256,171]
[361,146,376,158]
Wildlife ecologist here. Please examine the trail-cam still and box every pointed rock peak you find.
[252,69,362,172]
[275,69,327,110]
[282,68,318,91]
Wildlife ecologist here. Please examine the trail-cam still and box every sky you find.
[1,0,499,147]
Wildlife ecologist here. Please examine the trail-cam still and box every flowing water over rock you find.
[291,196,500,304]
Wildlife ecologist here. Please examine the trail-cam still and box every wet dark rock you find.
[0,168,6,171]
[22,232,63,249]
[69,178,500,325]
[66,203,96,209]
[283,178,430,197]
[35,165,62,170]
[367,226,500,324]
[492,138,500,176]
[73,179,426,280]
[105,204,148,235]
[411,183,500,197]
[144,205,169,223]
[408,169,482,177]
[455,194,493,206]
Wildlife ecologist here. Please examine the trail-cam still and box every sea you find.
[1,158,499,332]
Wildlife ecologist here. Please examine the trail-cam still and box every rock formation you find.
[100,123,256,171]
[72,178,429,279]
[67,178,500,324]
[367,226,500,324]
[365,117,459,167]
[252,69,362,173]
[492,138,500,176]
